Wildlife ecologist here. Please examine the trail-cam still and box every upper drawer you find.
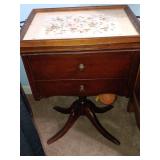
[27,51,134,80]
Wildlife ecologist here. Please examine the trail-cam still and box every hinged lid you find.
[20,5,140,54]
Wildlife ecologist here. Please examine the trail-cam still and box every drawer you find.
[34,79,129,98]
[28,51,133,80]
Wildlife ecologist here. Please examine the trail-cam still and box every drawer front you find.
[35,79,129,98]
[28,51,133,80]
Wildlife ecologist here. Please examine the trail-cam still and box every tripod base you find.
[47,96,120,145]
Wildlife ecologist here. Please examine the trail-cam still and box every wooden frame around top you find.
[20,5,140,54]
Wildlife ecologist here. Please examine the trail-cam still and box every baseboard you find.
[22,85,32,95]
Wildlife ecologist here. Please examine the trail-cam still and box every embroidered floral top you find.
[23,9,138,40]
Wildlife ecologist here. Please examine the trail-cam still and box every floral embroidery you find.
[44,14,117,36]
[23,9,138,40]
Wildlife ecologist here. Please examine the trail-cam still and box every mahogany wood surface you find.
[21,49,139,100]
[127,68,140,129]
[26,50,134,80]
[35,79,128,98]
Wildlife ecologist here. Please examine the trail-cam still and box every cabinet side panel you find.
[21,56,41,100]
[127,50,140,96]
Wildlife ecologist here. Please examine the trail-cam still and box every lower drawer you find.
[34,79,129,99]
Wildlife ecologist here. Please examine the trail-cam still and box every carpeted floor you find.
[28,95,140,156]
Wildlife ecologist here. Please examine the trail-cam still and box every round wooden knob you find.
[79,63,85,71]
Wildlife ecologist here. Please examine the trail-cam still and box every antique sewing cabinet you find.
[20,5,140,145]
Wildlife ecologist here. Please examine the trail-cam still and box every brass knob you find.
[80,85,85,92]
[79,63,85,71]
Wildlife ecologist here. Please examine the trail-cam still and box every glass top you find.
[23,8,139,40]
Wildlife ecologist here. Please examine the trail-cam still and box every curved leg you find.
[93,105,114,113]
[85,107,120,145]
[53,106,71,114]
[47,110,79,144]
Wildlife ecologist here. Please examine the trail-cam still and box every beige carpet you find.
[28,95,140,156]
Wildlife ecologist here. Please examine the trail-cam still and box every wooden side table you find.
[20,5,140,145]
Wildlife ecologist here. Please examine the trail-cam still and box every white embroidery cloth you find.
[23,9,138,40]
